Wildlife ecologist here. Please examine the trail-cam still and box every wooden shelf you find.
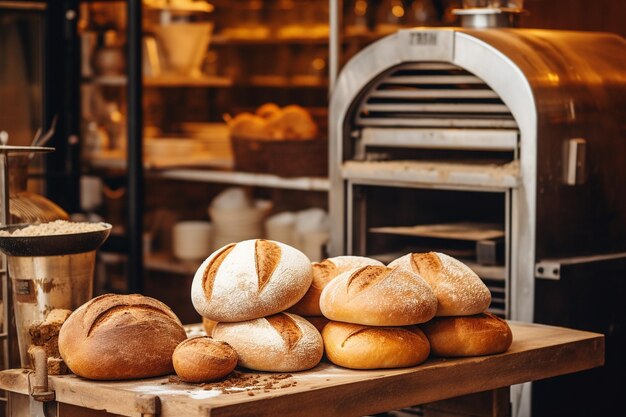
[144,252,200,276]
[82,75,233,88]
[152,168,329,191]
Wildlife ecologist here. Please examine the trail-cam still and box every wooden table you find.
[0,322,604,417]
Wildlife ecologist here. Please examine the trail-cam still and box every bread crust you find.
[389,252,491,316]
[173,337,238,382]
[58,294,187,380]
[319,265,437,326]
[322,321,430,369]
[192,239,313,322]
[212,312,323,372]
[289,256,383,316]
[422,313,513,357]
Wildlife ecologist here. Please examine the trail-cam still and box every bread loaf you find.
[212,312,323,372]
[422,313,513,357]
[58,294,187,380]
[173,337,238,382]
[389,252,491,316]
[319,265,437,326]
[322,321,430,369]
[192,239,312,322]
[289,256,384,316]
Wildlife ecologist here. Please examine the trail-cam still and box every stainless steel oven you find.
[329,27,626,417]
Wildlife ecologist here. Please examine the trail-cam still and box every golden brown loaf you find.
[229,113,273,140]
[212,312,323,372]
[319,265,437,326]
[58,294,187,380]
[289,256,384,316]
[322,321,430,369]
[421,313,513,357]
[266,105,318,140]
[389,252,492,316]
[172,337,238,383]
[192,239,313,322]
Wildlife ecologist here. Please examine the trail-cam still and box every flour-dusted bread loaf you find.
[389,252,491,316]
[319,265,437,326]
[322,321,430,369]
[289,256,384,316]
[192,239,313,322]
[212,312,323,372]
[173,337,238,383]
[422,313,513,357]
[58,294,187,380]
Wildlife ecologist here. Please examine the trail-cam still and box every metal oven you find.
[329,28,626,417]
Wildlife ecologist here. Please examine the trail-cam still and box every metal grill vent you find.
[355,63,518,130]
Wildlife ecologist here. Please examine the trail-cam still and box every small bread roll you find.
[267,105,318,140]
[319,265,437,326]
[289,256,384,316]
[202,317,218,336]
[212,312,323,372]
[322,321,430,369]
[192,239,313,322]
[304,316,330,333]
[58,294,187,380]
[256,102,281,118]
[173,337,238,382]
[229,113,273,139]
[422,313,513,357]
[389,252,491,316]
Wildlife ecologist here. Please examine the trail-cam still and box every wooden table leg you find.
[422,387,511,417]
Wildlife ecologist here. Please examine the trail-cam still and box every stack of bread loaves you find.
[190,239,324,376]
[389,252,513,357]
[319,263,438,369]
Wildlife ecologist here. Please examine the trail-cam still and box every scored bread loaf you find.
[173,337,238,383]
[58,294,187,380]
[212,312,323,372]
[322,321,430,369]
[389,252,491,316]
[319,265,437,326]
[422,313,513,357]
[289,256,384,316]
[192,239,313,322]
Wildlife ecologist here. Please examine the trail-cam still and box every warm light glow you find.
[546,72,560,84]
[355,0,367,16]
[312,58,326,71]
[392,5,405,18]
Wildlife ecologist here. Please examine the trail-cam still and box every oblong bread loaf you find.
[173,337,238,383]
[422,313,513,357]
[389,252,491,316]
[212,312,323,372]
[289,256,384,316]
[191,239,312,322]
[319,265,437,326]
[58,294,187,380]
[322,321,430,369]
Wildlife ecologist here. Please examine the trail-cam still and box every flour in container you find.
[0,220,108,237]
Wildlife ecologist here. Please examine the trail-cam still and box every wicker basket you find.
[231,135,328,177]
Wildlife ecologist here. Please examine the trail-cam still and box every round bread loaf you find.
[304,316,330,333]
[389,252,491,316]
[58,294,187,380]
[422,313,513,357]
[173,337,238,382]
[319,265,437,326]
[212,312,323,372]
[192,239,313,322]
[322,321,430,369]
[289,256,384,316]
